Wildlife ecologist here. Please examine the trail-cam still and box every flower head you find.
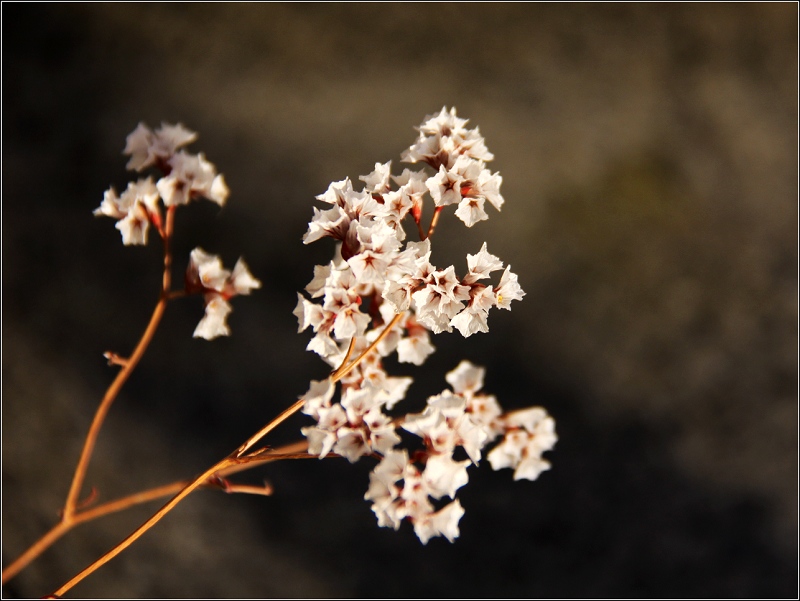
[186,248,261,340]
[94,178,161,245]
[295,109,551,545]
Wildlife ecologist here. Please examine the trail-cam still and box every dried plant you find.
[2,109,556,597]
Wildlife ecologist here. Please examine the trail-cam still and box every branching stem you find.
[50,313,405,596]
[2,207,179,586]
[1,439,308,585]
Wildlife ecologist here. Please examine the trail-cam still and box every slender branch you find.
[63,206,176,521]
[234,399,306,458]
[426,206,443,239]
[2,522,70,586]
[213,480,274,497]
[416,217,427,241]
[53,457,237,597]
[330,336,357,381]
[50,441,317,596]
[1,439,309,585]
[331,312,405,383]
[237,313,403,458]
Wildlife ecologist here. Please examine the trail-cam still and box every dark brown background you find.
[3,3,797,598]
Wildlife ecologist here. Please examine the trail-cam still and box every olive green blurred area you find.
[2,3,797,598]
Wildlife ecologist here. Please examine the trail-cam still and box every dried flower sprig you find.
[2,122,259,587]
[3,110,555,597]
[295,106,556,543]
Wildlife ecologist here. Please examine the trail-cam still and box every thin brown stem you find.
[53,457,237,597]
[1,439,309,585]
[2,522,70,585]
[237,313,403,457]
[330,336,357,380]
[50,439,315,596]
[214,481,274,497]
[426,206,443,239]
[63,206,176,521]
[235,399,306,458]
[416,217,427,240]
[331,312,405,383]
[63,301,168,520]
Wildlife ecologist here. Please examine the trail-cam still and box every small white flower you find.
[315,177,354,206]
[114,206,150,246]
[300,378,335,418]
[373,375,413,410]
[95,178,161,246]
[317,403,349,431]
[449,305,490,337]
[423,453,470,500]
[495,266,525,309]
[445,361,486,395]
[359,161,393,194]
[305,263,333,298]
[388,168,428,227]
[189,247,230,293]
[186,248,261,340]
[157,152,227,207]
[193,294,232,340]
[454,196,489,227]
[303,205,348,245]
[403,390,488,463]
[334,427,370,463]
[487,408,557,481]
[371,449,410,486]
[397,328,436,366]
[122,123,155,172]
[466,394,505,440]
[418,106,470,138]
[365,409,402,455]
[94,187,126,219]
[293,294,327,333]
[478,168,504,211]
[341,386,380,424]
[413,265,470,332]
[402,107,495,171]
[230,259,261,295]
[302,425,338,459]
[123,122,197,172]
[464,243,504,284]
[426,165,464,208]
[413,499,465,544]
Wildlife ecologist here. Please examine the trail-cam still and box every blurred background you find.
[2,3,797,598]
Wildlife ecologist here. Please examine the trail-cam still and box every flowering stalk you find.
[11,110,557,597]
[3,123,260,586]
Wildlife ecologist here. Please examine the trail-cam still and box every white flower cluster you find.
[95,123,260,340]
[366,361,557,543]
[185,248,261,340]
[294,107,524,366]
[95,122,228,246]
[295,108,555,544]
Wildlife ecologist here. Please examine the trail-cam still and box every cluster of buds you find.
[95,123,260,339]
[296,108,556,543]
